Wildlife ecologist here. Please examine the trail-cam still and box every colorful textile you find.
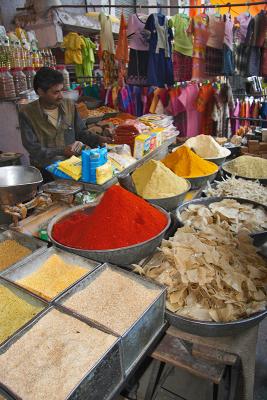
[127,49,148,86]
[207,15,225,50]
[99,12,115,54]
[127,13,149,51]
[101,50,117,89]
[205,46,223,76]
[75,37,96,81]
[223,44,234,76]
[170,14,193,57]
[173,51,192,82]
[177,84,201,137]
[145,13,174,87]
[190,13,209,59]
[235,43,250,75]
[247,46,261,77]
[196,83,216,136]
[236,12,252,43]
[224,13,234,50]
[116,13,129,63]
[63,33,85,65]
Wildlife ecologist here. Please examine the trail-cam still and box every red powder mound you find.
[52,185,168,250]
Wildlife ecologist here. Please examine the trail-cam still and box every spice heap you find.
[224,156,267,179]
[52,185,168,250]
[0,309,116,400]
[138,225,267,322]
[0,240,31,271]
[205,177,267,206]
[0,285,43,344]
[63,267,160,334]
[17,255,88,301]
[178,199,267,233]
[185,134,230,159]
[162,146,218,178]
[132,160,189,199]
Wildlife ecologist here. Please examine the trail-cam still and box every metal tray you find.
[55,263,166,374]
[0,278,47,347]
[2,247,100,302]
[0,306,124,400]
[0,228,47,276]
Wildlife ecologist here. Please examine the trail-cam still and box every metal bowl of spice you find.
[47,192,171,267]
[185,170,219,190]
[222,158,267,186]
[147,180,191,212]
[204,155,228,167]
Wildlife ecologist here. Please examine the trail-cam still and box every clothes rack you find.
[17,1,267,12]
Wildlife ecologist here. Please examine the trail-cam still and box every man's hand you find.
[98,136,114,146]
[64,141,83,157]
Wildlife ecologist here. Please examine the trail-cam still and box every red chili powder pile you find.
[52,185,168,250]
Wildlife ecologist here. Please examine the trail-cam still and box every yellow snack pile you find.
[132,160,189,199]
[0,285,42,344]
[17,255,88,300]
[0,240,31,271]
[162,145,218,178]
[224,156,267,179]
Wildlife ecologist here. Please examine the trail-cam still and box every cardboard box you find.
[134,134,151,159]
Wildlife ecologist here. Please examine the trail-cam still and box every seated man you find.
[20,67,110,178]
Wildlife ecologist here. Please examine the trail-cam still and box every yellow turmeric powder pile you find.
[162,145,218,178]
[0,285,43,344]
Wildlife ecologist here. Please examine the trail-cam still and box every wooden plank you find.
[192,344,238,366]
[151,334,225,385]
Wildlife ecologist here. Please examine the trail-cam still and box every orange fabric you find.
[189,0,202,18]
[196,83,216,135]
[210,0,265,17]
[115,13,129,62]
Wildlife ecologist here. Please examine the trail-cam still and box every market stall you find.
[0,1,267,399]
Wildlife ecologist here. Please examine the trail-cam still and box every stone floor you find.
[118,318,267,400]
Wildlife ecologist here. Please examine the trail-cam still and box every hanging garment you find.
[236,12,252,44]
[75,37,96,81]
[116,13,129,86]
[231,100,240,135]
[145,13,174,87]
[173,51,192,82]
[205,46,223,76]
[63,32,85,65]
[101,51,117,89]
[196,83,216,136]
[189,13,209,81]
[126,13,149,86]
[222,13,234,75]
[177,84,201,137]
[246,11,267,77]
[207,14,225,50]
[205,14,225,76]
[170,13,193,57]
[99,12,115,54]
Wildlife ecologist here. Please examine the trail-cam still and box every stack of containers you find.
[82,147,108,184]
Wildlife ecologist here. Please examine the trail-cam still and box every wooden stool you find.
[144,327,240,400]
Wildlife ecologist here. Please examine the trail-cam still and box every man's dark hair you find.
[33,67,64,93]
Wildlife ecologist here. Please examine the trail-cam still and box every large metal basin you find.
[147,180,191,212]
[0,166,43,206]
[47,204,171,266]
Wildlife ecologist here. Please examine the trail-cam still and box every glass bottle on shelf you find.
[0,67,16,98]
[11,67,27,96]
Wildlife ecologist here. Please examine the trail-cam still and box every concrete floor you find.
[118,318,267,400]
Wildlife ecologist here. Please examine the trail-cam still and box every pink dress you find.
[177,84,201,137]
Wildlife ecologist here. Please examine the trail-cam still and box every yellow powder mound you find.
[0,240,31,271]
[224,156,267,179]
[17,254,88,300]
[162,145,218,178]
[132,160,189,199]
[0,285,43,344]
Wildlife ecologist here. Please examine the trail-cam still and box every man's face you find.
[38,83,64,106]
